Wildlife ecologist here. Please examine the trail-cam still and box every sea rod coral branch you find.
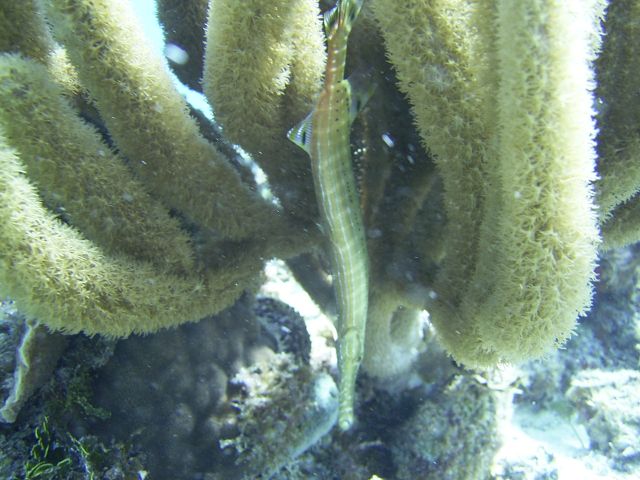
[595,0,640,249]
[0,133,254,337]
[203,0,326,222]
[0,0,317,338]
[0,54,195,275]
[44,0,282,241]
[372,0,601,366]
[1,0,639,426]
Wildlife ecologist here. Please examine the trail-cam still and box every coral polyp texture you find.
[0,0,314,337]
[0,0,639,400]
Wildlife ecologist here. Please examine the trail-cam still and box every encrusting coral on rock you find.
[1,0,640,466]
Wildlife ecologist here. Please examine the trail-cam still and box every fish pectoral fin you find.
[287,111,313,154]
[347,70,376,125]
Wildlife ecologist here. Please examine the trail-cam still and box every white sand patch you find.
[493,393,636,480]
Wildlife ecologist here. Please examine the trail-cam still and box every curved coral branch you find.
[0,54,195,274]
[0,135,254,336]
[601,195,640,249]
[203,0,325,222]
[372,0,601,366]
[44,0,280,241]
[595,0,640,219]
[0,0,317,338]
[0,0,637,380]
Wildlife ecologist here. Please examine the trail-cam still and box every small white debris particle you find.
[164,43,189,65]
[381,133,395,148]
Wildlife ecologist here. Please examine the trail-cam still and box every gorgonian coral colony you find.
[1,0,639,427]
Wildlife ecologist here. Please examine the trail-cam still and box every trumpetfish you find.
[288,0,372,430]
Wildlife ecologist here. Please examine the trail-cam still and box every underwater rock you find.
[0,301,66,423]
[567,368,640,471]
[223,351,338,479]
[255,295,311,365]
[89,297,263,479]
[391,375,498,480]
[85,294,331,479]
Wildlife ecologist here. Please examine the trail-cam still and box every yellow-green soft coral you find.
[203,0,326,221]
[371,0,602,367]
[0,54,194,274]
[461,0,602,364]
[595,0,640,249]
[0,0,314,338]
[0,133,255,336]
[44,0,281,241]
[601,197,640,249]
[0,0,637,387]
[371,0,490,311]
[1,1,86,101]
[0,0,51,62]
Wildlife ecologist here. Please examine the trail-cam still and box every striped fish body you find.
[288,0,369,431]
[313,80,369,431]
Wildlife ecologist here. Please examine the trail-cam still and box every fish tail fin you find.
[324,0,365,36]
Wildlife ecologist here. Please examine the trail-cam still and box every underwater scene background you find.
[1,0,639,479]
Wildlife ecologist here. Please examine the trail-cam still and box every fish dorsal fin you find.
[347,70,376,125]
[287,111,313,154]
